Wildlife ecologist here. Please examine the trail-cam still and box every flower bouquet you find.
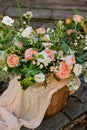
[0,11,87,129]
[0,13,87,89]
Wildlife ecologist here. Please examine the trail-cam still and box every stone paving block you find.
[20,112,69,130]
[63,98,87,120]
[71,83,87,103]
[0,0,16,6]
[5,7,29,17]
[5,7,52,19]
[30,9,52,19]
[35,112,70,130]
[52,10,87,19]
[21,0,87,6]
[30,20,55,28]
[0,6,7,15]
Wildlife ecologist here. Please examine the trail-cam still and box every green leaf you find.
[76,57,84,64]
[21,77,35,90]
[0,60,5,68]
[61,43,69,53]
[80,52,87,59]
[38,54,44,59]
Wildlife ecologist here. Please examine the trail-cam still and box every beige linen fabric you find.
[0,77,69,130]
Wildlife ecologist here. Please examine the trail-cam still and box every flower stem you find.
[75,22,77,30]
[16,0,23,28]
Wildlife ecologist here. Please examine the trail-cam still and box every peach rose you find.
[44,48,54,61]
[25,48,38,61]
[64,55,76,66]
[54,61,71,79]
[66,29,76,35]
[36,27,46,34]
[73,15,84,23]
[7,54,19,68]
[65,18,72,25]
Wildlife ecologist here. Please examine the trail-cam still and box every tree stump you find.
[45,85,69,117]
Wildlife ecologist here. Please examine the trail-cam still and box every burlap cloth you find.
[0,77,69,130]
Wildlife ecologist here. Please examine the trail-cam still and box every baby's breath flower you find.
[32,60,36,65]
[39,64,43,69]
[37,62,40,66]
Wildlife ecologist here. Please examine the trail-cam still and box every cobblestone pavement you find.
[0,0,87,20]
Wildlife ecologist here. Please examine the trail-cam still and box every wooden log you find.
[45,85,69,117]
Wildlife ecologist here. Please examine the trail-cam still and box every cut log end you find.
[45,85,69,117]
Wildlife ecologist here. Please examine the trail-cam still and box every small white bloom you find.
[32,60,36,65]
[84,76,87,82]
[74,42,78,46]
[23,21,26,25]
[63,55,76,66]
[21,27,32,38]
[2,16,14,26]
[2,66,8,72]
[47,28,51,33]
[69,80,79,91]
[50,66,56,72]
[73,64,82,76]
[26,11,33,17]
[34,73,45,83]
[84,46,87,50]
[37,62,40,66]
[42,42,52,48]
[39,64,43,69]
[37,51,52,66]
[42,34,50,41]
[13,38,23,49]
[58,50,63,58]
[20,28,23,32]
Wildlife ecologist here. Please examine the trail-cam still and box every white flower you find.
[32,60,36,65]
[2,66,8,72]
[58,50,63,58]
[37,62,40,66]
[13,38,23,49]
[26,11,33,17]
[21,27,32,38]
[64,55,76,66]
[34,73,45,83]
[84,46,87,50]
[73,64,82,76]
[50,66,56,72]
[37,51,52,66]
[42,34,50,41]
[42,42,52,48]
[84,76,87,82]
[1,16,14,26]
[69,80,79,91]
[47,28,51,33]
[39,64,43,69]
